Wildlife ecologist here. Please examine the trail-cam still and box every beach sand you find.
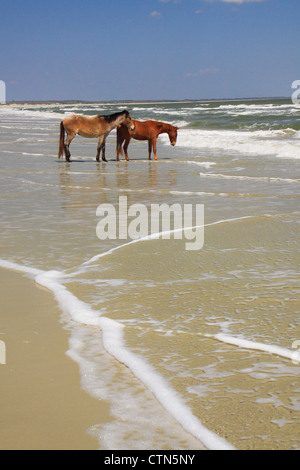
[0,267,111,450]
[0,100,299,449]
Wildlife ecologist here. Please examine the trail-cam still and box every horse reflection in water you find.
[116,120,179,161]
[58,110,135,162]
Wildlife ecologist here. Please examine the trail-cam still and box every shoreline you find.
[0,99,298,449]
[0,96,289,109]
[0,267,111,450]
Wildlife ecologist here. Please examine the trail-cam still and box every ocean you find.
[0,98,299,449]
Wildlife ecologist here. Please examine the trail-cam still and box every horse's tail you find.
[58,121,65,159]
[117,143,123,156]
[116,125,123,156]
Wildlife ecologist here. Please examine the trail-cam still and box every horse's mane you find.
[100,110,129,123]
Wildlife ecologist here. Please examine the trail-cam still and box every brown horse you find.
[116,120,179,161]
[58,110,135,162]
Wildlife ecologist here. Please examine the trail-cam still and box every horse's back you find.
[129,120,159,139]
[62,114,103,137]
[62,114,82,128]
[63,114,97,125]
[119,119,174,141]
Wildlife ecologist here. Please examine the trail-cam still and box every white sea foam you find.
[187,160,216,169]
[216,103,300,116]
[0,259,43,277]
[1,256,297,448]
[131,107,156,112]
[0,257,234,450]
[1,99,298,448]
[199,172,300,184]
[0,106,64,120]
[176,128,300,160]
[81,214,256,268]
[2,103,299,160]
[21,152,45,157]
[211,333,297,362]
[1,253,298,448]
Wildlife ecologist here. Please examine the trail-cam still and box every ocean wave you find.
[1,101,299,161]
[175,128,300,159]
[131,107,156,112]
[216,103,300,113]
[0,106,64,120]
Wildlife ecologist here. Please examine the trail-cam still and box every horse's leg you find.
[123,136,131,161]
[97,136,107,162]
[64,132,76,162]
[116,127,124,161]
[96,137,103,162]
[101,138,107,162]
[152,137,158,160]
[148,139,152,160]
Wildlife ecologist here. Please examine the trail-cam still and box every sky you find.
[0,0,299,101]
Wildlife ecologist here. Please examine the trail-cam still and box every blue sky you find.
[1,0,299,101]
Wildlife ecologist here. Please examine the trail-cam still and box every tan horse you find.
[116,119,178,161]
[58,110,135,162]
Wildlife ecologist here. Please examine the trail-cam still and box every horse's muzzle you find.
[130,125,135,131]
[171,142,176,146]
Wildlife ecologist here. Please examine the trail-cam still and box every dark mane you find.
[100,110,129,123]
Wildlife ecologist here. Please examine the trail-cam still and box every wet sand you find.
[0,100,299,449]
[0,267,111,450]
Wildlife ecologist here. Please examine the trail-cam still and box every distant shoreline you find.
[0,96,290,108]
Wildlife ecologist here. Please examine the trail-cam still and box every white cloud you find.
[150,11,162,18]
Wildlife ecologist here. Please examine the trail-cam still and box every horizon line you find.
[2,96,290,106]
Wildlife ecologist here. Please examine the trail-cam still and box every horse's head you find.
[168,126,178,146]
[123,110,135,131]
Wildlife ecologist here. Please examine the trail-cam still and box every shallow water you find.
[0,100,299,449]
